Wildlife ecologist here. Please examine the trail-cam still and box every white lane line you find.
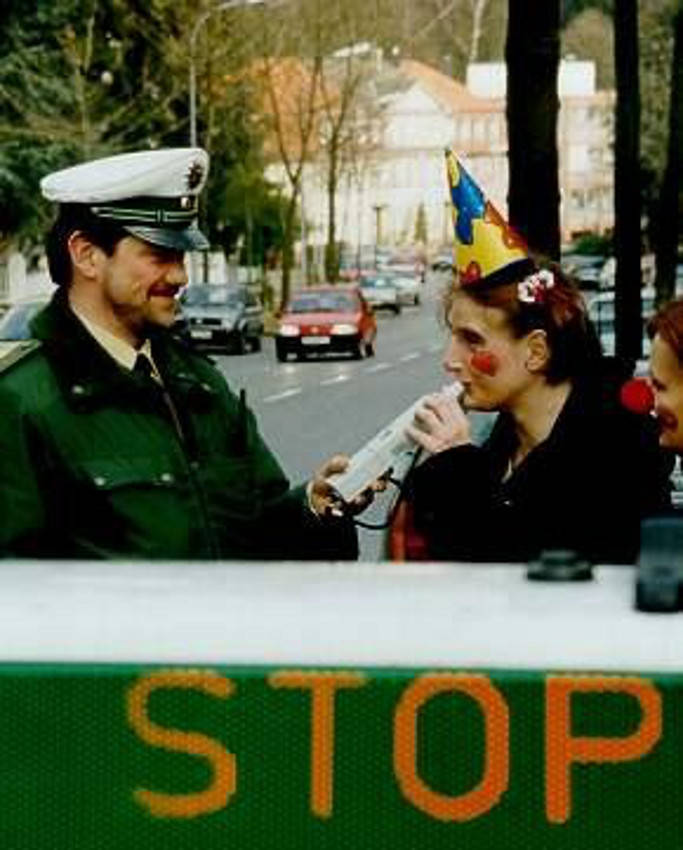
[427,343,442,353]
[399,352,420,362]
[262,387,302,403]
[366,362,392,373]
[320,374,350,387]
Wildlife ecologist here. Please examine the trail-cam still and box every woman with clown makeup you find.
[403,153,671,564]
[648,300,683,453]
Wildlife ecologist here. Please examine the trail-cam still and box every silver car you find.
[177,284,264,354]
[358,275,401,314]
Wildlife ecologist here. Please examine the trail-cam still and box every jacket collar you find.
[31,289,216,408]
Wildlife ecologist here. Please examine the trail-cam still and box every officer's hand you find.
[309,455,388,518]
[405,391,471,455]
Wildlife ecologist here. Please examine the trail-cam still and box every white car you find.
[391,274,421,306]
[358,275,401,314]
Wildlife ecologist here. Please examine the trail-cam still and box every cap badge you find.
[186,160,204,190]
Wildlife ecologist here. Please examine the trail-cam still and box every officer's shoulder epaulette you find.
[0,339,42,376]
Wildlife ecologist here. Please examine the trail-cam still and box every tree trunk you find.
[325,140,340,282]
[613,0,642,363]
[505,0,561,260]
[280,194,298,312]
[469,0,488,64]
[654,7,683,308]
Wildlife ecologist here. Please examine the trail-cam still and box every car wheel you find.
[250,335,262,353]
[351,340,363,360]
[364,340,375,357]
[414,294,420,306]
[233,331,246,355]
[275,342,288,362]
[393,305,402,315]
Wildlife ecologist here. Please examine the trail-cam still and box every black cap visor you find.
[124,223,209,252]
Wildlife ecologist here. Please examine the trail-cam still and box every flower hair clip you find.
[517,269,555,304]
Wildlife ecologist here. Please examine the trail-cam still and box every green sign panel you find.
[0,664,680,848]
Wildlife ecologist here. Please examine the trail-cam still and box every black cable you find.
[352,448,424,530]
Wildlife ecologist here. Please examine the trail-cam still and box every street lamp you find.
[188,0,265,284]
[189,0,265,148]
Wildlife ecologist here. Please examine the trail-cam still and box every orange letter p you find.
[546,675,662,823]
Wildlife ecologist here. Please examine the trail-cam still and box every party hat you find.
[445,149,533,286]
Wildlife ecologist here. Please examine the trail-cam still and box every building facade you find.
[266,55,615,263]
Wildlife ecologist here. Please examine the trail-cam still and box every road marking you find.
[320,374,350,386]
[427,343,442,353]
[399,352,420,362]
[262,387,302,403]
[366,362,392,373]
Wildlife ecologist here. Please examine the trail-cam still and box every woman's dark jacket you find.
[0,291,357,560]
[410,375,672,564]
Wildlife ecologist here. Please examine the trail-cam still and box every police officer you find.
[0,148,360,559]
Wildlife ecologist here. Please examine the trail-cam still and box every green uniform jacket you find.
[0,291,358,560]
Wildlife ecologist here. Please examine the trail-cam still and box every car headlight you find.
[221,318,235,329]
[279,323,300,336]
[331,323,357,335]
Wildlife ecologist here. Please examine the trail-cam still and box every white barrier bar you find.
[0,561,680,670]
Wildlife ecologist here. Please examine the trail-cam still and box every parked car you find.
[358,275,402,314]
[587,287,656,358]
[275,285,376,362]
[177,284,263,354]
[431,255,453,273]
[390,273,421,306]
[599,254,656,290]
[0,296,50,341]
[561,254,605,290]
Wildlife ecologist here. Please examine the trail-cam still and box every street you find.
[210,272,494,560]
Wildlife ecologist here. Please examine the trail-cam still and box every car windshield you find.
[182,286,242,308]
[0,301,45,339]
[360,277,392,288]
[288,293,356,313]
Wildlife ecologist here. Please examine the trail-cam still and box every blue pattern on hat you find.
[449,165,486,246]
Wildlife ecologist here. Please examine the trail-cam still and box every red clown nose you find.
[620,378,655,415]
[470,350,498,376]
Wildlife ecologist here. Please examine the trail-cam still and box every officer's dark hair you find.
[648,298,683,364]
[444,259,602,384]
[45,204,128,287]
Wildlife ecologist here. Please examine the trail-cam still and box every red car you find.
[275,285,377,362]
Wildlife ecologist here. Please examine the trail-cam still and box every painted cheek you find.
[470,350,499,376]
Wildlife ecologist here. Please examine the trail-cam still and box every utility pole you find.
[373,203,386,268]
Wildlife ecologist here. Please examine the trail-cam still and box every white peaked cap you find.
[40,148,210,203]
[41,148,211,252]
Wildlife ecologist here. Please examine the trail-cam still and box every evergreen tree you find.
[414,202,428,244]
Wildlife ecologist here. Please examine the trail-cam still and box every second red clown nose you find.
[620,377,655,415]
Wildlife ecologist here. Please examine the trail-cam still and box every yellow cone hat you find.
[445,149,533,286]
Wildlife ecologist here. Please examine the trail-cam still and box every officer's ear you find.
[67,231,106,282]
